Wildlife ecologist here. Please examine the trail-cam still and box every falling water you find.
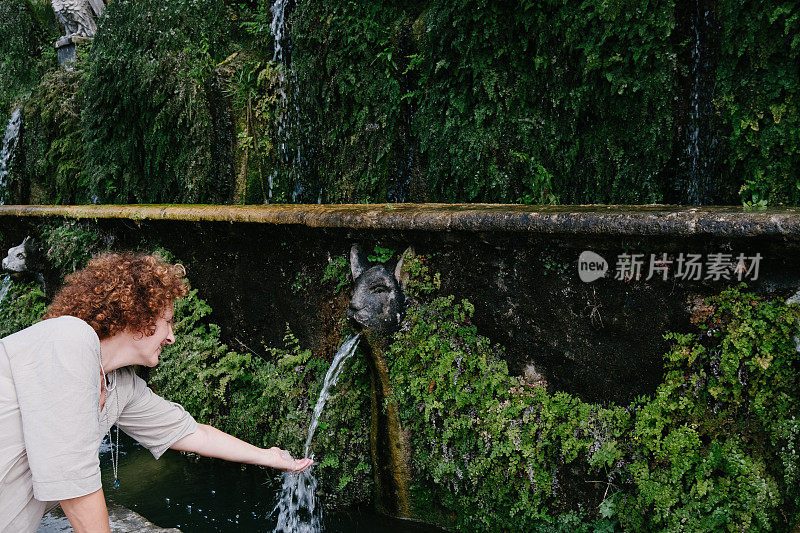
[268,0,307,203]
[272,334,361,533]
[0,108,23,205]
[680,0,715,205]
[0,274,11,306]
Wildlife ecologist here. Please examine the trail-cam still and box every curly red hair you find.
[42,252,189,339]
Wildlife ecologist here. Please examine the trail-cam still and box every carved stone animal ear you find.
[350,244,367,280]
[394,246,414,289]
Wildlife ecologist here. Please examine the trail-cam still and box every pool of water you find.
[41,432,440,532]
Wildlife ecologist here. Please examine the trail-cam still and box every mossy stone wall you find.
[1,0,798,205]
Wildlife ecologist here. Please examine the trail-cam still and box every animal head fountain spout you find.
[2,237,35,275]
[347,244,412,338]
[347,243,415,518]
[2,236,52,297]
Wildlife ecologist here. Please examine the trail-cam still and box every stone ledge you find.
[1,204,800,237]
[39,504,180,532]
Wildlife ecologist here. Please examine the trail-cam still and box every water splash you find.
[0,274,11,307]
[272,334,360,533]
[0,108,23,205]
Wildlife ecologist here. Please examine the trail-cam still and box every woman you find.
[0,252,312,532]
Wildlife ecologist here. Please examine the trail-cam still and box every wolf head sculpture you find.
[347,244,411,337]
[2,236,36,274]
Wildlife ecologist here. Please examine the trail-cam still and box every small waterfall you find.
[268,0,312,203]
[0,108,23,205]
[679,0,716,205]
[272,334,361,533]
[0,274,11,306]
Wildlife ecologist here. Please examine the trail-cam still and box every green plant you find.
[321,255,350,293]
[367,245,395,263]
[17,66,87,204]
[38,220,110,276]
[82,0,234,204]
[740,175,771,210]
[0,280,47,338]
[717,0,800,207]
[0,0,56,121]
[383,255,800,531]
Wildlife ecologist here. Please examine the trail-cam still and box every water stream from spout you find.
[0,108,23,205]
[272,334,361,533]
[0,274,11,306]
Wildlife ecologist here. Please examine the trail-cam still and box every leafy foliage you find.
[82,0,234,203]
[0,0,56,123]
[289,0,421,202]
[415,0,677,203]
[0,279,47,338]
[716,1,800,207]
[617,286,800,531]
[17,67,87,203]
[321,254,350,294]
[388,255,624,530]
[38,219,113,277]
[4,0,800,205]
[386,256,800,531]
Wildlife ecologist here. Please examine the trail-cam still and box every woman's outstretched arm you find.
[170,423,313,472]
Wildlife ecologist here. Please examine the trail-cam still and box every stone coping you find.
[1,204,800,237]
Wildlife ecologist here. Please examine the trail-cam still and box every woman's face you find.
[130,305,176,367]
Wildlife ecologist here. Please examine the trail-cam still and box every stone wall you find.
[3,205,798,404]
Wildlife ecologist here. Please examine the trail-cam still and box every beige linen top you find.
[0,316,197,532]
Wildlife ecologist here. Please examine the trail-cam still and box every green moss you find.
[17,67,87,204]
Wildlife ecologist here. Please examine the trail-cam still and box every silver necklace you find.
[109,423,119,489]
[100,361,120,489]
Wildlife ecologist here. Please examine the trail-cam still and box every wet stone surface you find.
[39,504,181,532]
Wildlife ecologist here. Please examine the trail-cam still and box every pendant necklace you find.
[100,360,120,489]
[110,423,120,489]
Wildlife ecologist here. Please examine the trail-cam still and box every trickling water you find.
[272,334,361,533]
[268,0,314,203]
[0,274,11,306]
[0,108,23,205]
[680,0,715,205]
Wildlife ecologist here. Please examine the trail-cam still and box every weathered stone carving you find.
[348,244,413,519]
[52,0,105,38]
[347,244,407,336]
[2,236,50,296]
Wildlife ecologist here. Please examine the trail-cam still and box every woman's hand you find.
[267,447,314,473]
